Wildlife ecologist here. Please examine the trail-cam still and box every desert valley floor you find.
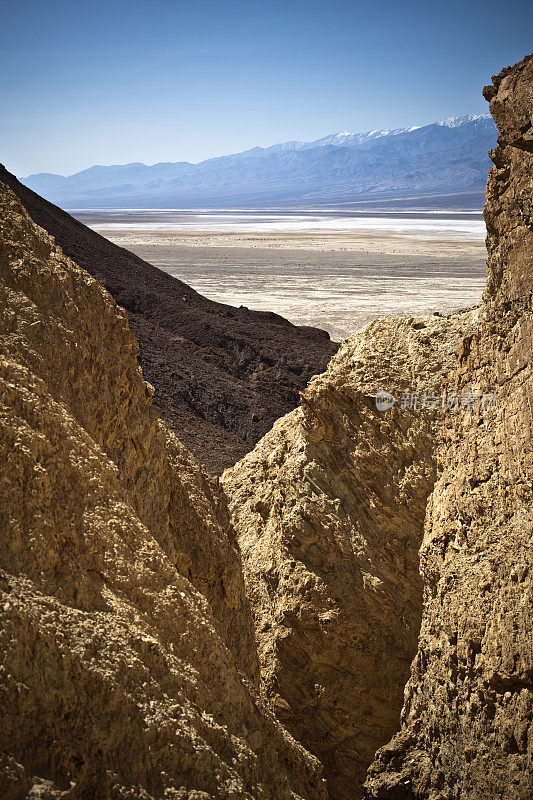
[77,210,487,340]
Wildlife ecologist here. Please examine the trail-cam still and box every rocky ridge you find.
[0,182,327,800]
[365,53,533,800]
[0,164,336,475]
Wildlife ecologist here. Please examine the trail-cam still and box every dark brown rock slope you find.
[0,165,336,474]
[365,53,533,800]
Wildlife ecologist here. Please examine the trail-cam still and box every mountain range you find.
[24,114,497,209]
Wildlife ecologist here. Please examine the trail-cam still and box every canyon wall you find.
[365,53,533,800]
[222,309,476,799]
[0,182,327,800]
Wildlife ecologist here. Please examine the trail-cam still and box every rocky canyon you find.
[0,54,531,800]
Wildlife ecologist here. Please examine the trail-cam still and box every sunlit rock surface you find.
[0,182,327,800]
[365,53,533,800]
[222,310,475,799]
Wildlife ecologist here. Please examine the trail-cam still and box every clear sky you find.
[1,0,531,177]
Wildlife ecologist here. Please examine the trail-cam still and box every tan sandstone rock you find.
[365,53,533,800]
[222,309,476,799]
[0,182,327,800]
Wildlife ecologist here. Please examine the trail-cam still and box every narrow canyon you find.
[0,54,531,800]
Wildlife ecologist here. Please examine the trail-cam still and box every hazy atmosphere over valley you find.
[0,1,532,799]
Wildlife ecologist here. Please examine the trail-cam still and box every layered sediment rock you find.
[222,310,476,799]
[0,182,327,800]
[365,53,533,800]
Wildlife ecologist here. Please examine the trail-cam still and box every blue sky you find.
[1,0,531,176]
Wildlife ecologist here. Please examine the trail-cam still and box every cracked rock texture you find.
[0,182,327,800]
[365,54,533,800]
[222,310,475,799]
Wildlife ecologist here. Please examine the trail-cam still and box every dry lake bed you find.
[75,209,487,341]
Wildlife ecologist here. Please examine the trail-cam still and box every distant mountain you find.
[24,114,497,209]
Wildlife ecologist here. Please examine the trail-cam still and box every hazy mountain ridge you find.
[24,114,496,208]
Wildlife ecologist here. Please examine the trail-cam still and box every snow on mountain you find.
[307,125,422,148]
[437,113,492,127]
[251,116,490,155]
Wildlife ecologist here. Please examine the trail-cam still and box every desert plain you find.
[77,211,487,340]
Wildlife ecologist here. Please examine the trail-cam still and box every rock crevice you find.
[222,310,477,799]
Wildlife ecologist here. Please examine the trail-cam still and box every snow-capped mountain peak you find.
[437,113,492,128]
[243,115,492,160]
[307,125,422,149]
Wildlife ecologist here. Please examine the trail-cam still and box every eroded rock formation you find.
[222,310,476,799]
[0,182,327,800]
[365,53,533,800]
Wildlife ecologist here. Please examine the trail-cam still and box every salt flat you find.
[77,210,487,341]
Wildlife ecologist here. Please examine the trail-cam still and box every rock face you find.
[0,165,336,475]
[0,182,327,800]
[365,54,533,800]
[222,310,476,799]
